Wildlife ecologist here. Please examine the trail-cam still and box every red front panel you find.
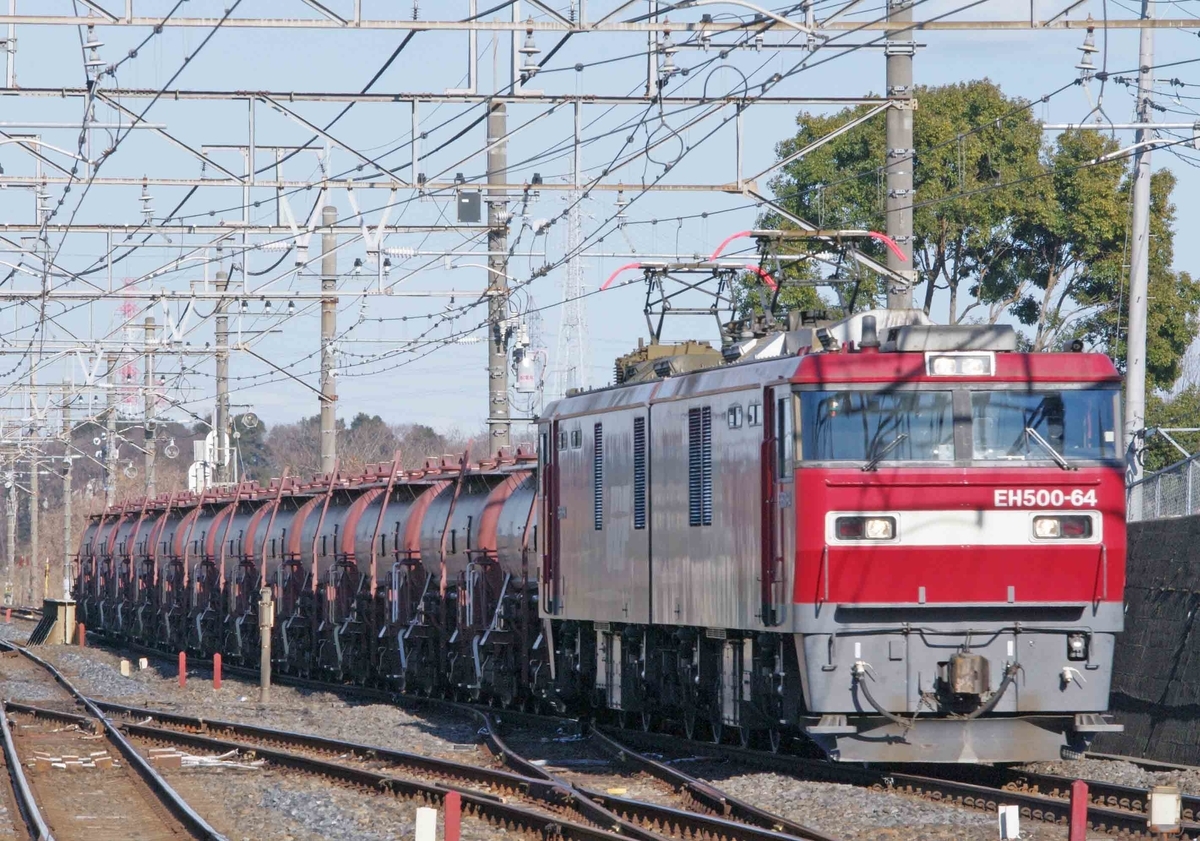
[793,466,1126,606]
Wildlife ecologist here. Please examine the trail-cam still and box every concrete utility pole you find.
[885,0,916,310]
[1124,0,1154,503]
[214,271,230,485]
[62,390,73,600]
[144,316,157,496]
[487,100,511,450]
[105,352,118,507]
[320,205,338,476]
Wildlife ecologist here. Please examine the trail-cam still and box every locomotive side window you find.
[728,404,743,429]
[971,389,1118,462]
[688,407,713,527]
[593,423,604,531]
[777,396,794,477]
[570,428,582,449]
[800,390,955,463]
[556,430,567,451]
[747,402,762,426]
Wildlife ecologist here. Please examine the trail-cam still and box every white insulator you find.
[258,241,292,252]
[383,246,416,259]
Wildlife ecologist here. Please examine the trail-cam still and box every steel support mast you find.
[487,101,511,451]
[104,352,118,507]
[144,316,156,496]
[320,205,338,475]
[885,0,915,309]
[1125,0,1154,505]
[61,390,73,600]
[214,271,230,485]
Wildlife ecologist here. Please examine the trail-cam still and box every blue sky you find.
[1,1,1196,440]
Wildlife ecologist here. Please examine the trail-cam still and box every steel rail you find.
[0,702,54,841]
[609,728,1195,838]
[13,701,621,840]
[0,641,227,841]
[590,725,839,841]
[465,705,839,841]
[88,699,564,802]
[92,696,834,841]
[970,762,1200,823]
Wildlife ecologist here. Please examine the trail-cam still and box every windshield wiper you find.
[862,432,908,472]
[1025,427,1075,471]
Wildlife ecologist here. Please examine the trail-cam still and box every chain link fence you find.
[1127,454,1200,522]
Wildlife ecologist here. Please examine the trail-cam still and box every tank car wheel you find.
[768,729,783,753]
[683,710,698,740]
[709,721,724,745]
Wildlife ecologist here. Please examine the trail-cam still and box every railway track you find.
[606,727,1196,838]
[3,608,42,624]
[61,698,839,841]
[84,633,1191,838]
[0,640,223,841]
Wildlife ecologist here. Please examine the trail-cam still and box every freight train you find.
[74,308,1125,763]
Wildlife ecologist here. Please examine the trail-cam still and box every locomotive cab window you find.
[971,389,1118,462]
[800,390,955,463]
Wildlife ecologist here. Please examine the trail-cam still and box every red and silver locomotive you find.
[536,309,1124,761]
[74,309,1124,763]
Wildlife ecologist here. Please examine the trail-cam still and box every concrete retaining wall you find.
[1095,515,1200,762]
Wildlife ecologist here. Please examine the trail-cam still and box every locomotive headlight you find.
[1033,517,1061,539]
[835,515,896,541]
[925,352,995,376]
[930,356,958,376]
[864,517,894,539]
[960,356,988,375]
[1033,515,1094,540]
[1067,633,1088,661]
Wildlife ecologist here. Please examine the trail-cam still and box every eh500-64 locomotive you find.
[76,309,1124,763]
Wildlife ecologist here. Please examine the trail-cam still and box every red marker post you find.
[1068,779,1088,841]
[77,622,86,647]
[178,651,187,688]
[4,608,10,624]
[213,653,222,690]
[444,790,461,841]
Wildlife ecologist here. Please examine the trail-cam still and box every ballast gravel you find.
[1026,756,1200,795]
[709,771,1104,841]
[34,646,486,764]
[159,766,502,841]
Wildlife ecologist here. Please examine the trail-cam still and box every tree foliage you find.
[759,79,1200,389]
[1145,386,1200,473]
